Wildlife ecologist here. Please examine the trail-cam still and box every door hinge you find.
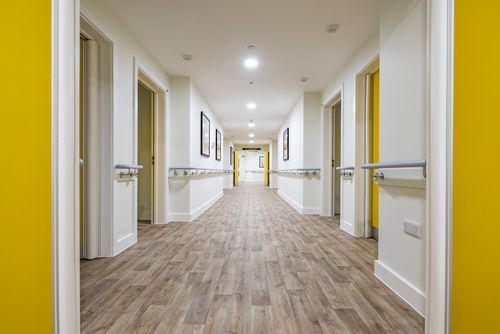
[152,156,155,166]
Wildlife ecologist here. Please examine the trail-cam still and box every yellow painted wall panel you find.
[452,1,500,332]
[0,2,53,333]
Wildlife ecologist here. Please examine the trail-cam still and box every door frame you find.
[80,13,114,259]
[134,61,168,225]
[426,0,454,332]
[320,87,343,219]
[354,57,379,238]
[331,101,342,216]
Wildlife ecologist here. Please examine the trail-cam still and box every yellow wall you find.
[234,151,239,186]
[452,1,500,332]
[264,151,269,186]
[371,71,380,229]
[0,2,53,333]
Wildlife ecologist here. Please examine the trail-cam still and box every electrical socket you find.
[403,219,422,239]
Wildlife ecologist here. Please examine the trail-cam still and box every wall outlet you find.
[403,219,422,239]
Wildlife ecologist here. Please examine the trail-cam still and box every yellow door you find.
[0,1,53,332]
[452,1,500,332]
[264,151,270,186]
[234,151,239,186]
[371,71,380,230]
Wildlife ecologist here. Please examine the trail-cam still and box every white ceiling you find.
[105,0,381,143]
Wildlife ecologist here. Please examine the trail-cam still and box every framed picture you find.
[283,127,289,160]
[229,146,233,165]
[259,156,264,168]
[201,112,210,157]
[216,129,222,161]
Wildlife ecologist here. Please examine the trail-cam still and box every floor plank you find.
[81,184,424,333]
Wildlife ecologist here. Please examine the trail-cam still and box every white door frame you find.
[133,60,169,225]
[426,0,454,333]
[320,87,343,219]
[52,0,80,332]
[80,13,114,258]
[353,57,379,238]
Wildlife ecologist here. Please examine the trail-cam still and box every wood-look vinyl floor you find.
[80,184,424,334]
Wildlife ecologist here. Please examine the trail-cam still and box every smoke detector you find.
[326,24,340,33]
[182,54,192,61]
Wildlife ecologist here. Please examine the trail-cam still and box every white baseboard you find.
[374,260,426,315]
[114,233,137,256]
[277,190,303,214]
[167,191,224,223]
[340,220,355,236]
[303,207,321,215]
[167,213,191,222]
[190,191,223,221]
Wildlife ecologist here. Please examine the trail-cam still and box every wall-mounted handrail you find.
[169,167,234,177]
[336,166,354,177]
[361,160,427,178]
[115,164,143,170]
[270,169,321,176]
[115,164,143,179]
[335,166,355,171]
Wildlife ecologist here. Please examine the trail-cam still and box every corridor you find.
[80,184,424,333]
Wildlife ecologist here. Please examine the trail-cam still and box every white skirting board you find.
[167,192,224,222]
[374,260,426,316]
[114,232,137,256]
[340,220,355,236]
[277,190,303,214]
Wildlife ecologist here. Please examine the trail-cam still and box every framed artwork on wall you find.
[201,111,210,157]
[230,146,233,165]
[283,127,289,160]
[259,156,264,168]
[216,129,222,161]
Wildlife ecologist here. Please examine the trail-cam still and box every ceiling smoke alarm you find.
[326,24,340,33]
[301,77,309,83]
[182,54,192,61]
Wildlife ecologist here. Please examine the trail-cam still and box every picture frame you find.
[216,129,222,161]
[201,112,210,157]
[229,146,233,165]
[283,127,289,161]
[259,156,264,168]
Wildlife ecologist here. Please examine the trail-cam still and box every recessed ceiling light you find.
[247,103,256,110]
[182,54,192,61]
[249,133,255,138]
[248,120,255,128]
[244,58,259,69]
[249,140,255,144]
[326,24,340,33]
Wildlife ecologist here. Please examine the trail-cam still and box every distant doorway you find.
[137,82,155,224]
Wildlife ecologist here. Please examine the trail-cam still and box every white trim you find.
[320,85,343,218]
[303,207,321,215]
[375,260,426,316]
[167,191,224,222]
[114,233,137,256]
[52,0,80,333]
[190,192,224,221]
[80,14,115,259]
[426,0,453,333]
[134,60,169,226]
[277,190,303,214]
[340,220,355,236]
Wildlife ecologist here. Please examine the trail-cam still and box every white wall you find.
[81,0,171,255]
[188,82,225,218]
[376,0,427,314]
[223,139,234,189]
[277,93,322,214]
